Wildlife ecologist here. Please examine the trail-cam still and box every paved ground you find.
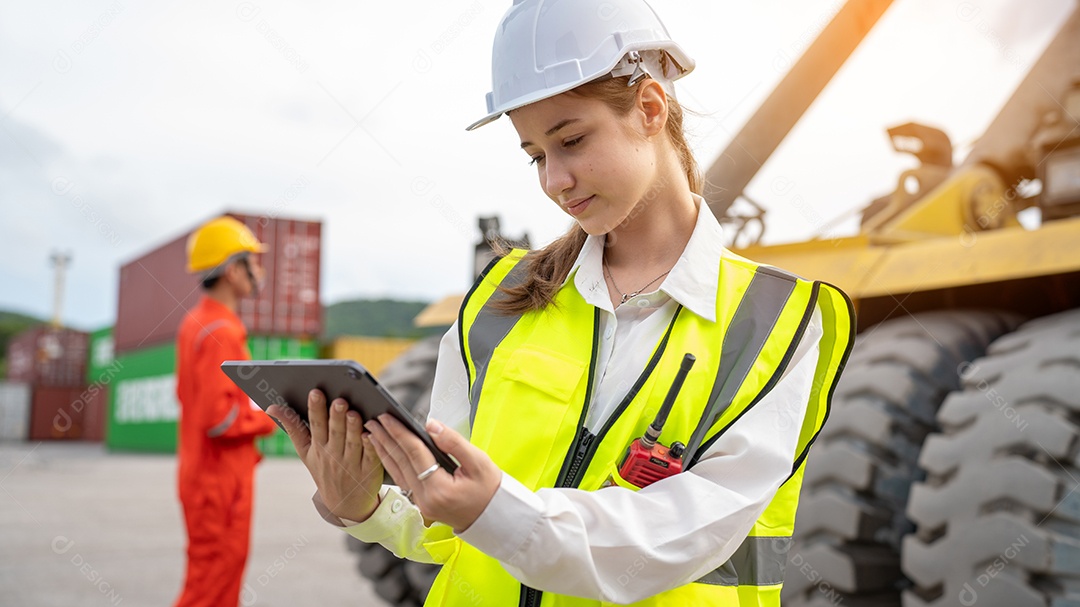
[0,441,384,606]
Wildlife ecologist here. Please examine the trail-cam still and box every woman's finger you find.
[377,415,438,472]
[326,398,348,457]
[341,410,365,469]
[425,420,470,477]
[307,389,329,446]
[365,419,416,479]
[367,429,410,494]
[359,434,383,486]
[266,404,310,458]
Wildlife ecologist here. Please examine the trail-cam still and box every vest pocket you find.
[501,345,587,403]
[473,344,588,490]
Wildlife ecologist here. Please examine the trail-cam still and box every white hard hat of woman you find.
[466,0,703,314]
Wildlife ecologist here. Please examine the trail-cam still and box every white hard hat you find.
[467,0,695,131]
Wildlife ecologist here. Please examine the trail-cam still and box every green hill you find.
[0,300,443,376]
[0,310,45,379]
[323,299,445,341]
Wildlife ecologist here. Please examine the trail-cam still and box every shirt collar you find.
[565,194,725,322]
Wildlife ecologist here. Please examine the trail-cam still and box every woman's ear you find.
[636,79,669,138]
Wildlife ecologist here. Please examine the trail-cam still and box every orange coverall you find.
[174,296,277,607]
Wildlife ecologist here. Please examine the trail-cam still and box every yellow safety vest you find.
[422,249,854,606]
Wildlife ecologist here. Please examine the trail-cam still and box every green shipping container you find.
[106,336,316,456]
[248,336,317,458]
[86,326,117,385]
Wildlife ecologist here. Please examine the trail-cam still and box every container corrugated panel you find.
[249,335,319,360]
[82,386,108,442]
[107,337,316,454]
[113,232,199,355]
[324,337,417,375]
[6,326,89,388]
[29,386,89,440]
[106,342,179,453]
[235,215,322,338]
[82,327,120,443]
[0,382,31,441]
[113,212,322,355]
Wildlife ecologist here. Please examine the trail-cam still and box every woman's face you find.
[510,90,662,237]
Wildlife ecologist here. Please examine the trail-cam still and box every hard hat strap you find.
[201,251,258,297]
[606,50,678,100]
[238,255,260,298]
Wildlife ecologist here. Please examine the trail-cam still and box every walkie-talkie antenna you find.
[641,353,696,449]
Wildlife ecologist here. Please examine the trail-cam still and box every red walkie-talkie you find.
[616,353,696,488]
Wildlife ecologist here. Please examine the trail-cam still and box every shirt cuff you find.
[312,486,410,543]
[457,472,544,563]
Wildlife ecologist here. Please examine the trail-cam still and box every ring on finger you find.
[401,488,414,504]
[417,463,440,482]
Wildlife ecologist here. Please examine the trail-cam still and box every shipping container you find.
[29,386,89,440]
[86,326,116,384]
[107,342,181,453]
[323,337,417,375]
[249,335,319,360]
[0,382,31,441]
[81,326,117,442]
[113,212,322,355]
[107,336,316,454]
[82,385,108,442]
[6,326,89,388]
[237,215,322,337]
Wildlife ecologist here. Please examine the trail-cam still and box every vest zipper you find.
[520,308,601,607]
[520,586,541,607]
[563,428,596,486]
[519,307,682,607]
[559,305,683,491]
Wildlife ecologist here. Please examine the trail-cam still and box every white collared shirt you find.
[319,195,823,602]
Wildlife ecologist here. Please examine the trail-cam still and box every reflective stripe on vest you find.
[426,248,855,607]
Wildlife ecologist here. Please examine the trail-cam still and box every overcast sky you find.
[0,0,1072,331]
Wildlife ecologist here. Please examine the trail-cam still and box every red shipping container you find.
[237,215,323,336]
[29,386,88,440]
[82,384,108,442]
[6,326,89,387]
[114,212,322,354]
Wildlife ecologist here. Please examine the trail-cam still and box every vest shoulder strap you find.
[458,249,530,426]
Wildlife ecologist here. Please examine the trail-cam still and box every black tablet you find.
[220,359,457,474]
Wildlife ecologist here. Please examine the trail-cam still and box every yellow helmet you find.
[186,216,267,274]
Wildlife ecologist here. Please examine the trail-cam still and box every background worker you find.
[174,216,279,607]
[270,0,853,604]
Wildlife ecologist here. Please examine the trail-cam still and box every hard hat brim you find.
[466,42,695,132]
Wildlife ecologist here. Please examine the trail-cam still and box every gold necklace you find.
[603,260,670,305]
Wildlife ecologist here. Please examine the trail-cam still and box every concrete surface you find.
[0,441,384,606]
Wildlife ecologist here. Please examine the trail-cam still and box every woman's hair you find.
[490,71,700,314]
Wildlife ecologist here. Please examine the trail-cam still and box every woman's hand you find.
[365,414,501,532]
[267,390,384,523]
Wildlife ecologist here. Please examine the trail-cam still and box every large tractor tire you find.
[783,311,1021,607]
[345,335,444,607]
[903,308,1080,607]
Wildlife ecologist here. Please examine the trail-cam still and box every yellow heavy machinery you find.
[708,2,1080,606]
[354,2,1080,605]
